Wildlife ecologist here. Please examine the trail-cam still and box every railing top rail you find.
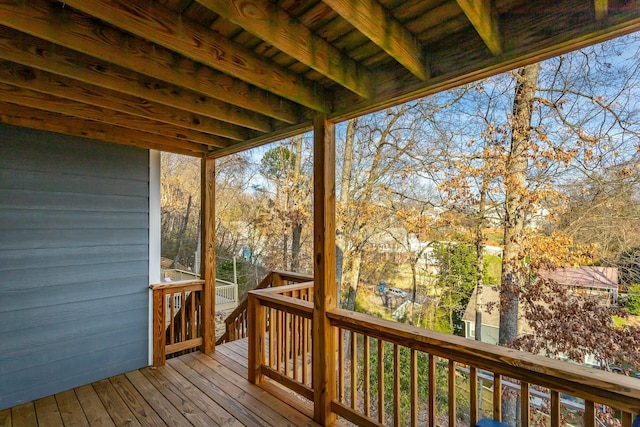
[260,281,314,294]
[271,270,313,282]
[328,307,640,414]
[150,280,204,291]
[215,280,237,287]
[250,289,314,319]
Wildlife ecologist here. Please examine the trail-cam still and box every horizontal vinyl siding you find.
[0,124,150,409]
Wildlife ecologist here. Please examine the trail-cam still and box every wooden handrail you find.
[248,281,315,399]
[151,281,204,366]
[243,288,640,426]
[149,279,204,290]
[326,307,640,427]
[216,271,312,345]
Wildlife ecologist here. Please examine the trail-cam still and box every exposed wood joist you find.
[197,0,373,99]
[0,0,300,124]
[0,103,209,156]
[0,82,231,148]
[595,0,608,20]
[322,0,429,81]
[331,0,640,122]
[59,0,332,113]
[0,61,244,143]
[0,27,272,133]
[455,0,503,55]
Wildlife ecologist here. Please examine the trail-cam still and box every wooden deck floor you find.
[0,339,319,427]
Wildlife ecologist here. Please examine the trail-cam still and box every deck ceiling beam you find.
[197,0,373,99]
[0,0,300,124]
[322,0,429,81]
[0,83,231,148]
[0,103,209,156]
[0,28,272,133]
[59,0,332,113]
[455,0,502,55]
[0,61,245,143]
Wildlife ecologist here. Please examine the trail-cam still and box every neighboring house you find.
[463,267,618,364]
[462,286,533,346]
[539,266,619,303]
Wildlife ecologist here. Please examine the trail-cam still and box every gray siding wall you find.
[0,124,149,409]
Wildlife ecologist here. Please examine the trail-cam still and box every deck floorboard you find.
[1,340,315,427]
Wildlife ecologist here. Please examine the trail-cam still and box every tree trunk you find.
[499,62,541,427]
[290,135,304,271]
[291,223,302,271]
[345,251,362,311]
[475,172,488,342]
[173,194,192,268]
[336,118,357,291]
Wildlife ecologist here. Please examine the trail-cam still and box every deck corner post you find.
[312,114,337,425]
[248,292,266,384]
[152,289,166,366]
[201,156,216,354]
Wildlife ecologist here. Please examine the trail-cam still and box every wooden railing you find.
[327,309,640,427]
[216,270,313,345]
[246,293,640,427]
[248,281,315,400]
[215,278,238,311]
[150,280,203,366]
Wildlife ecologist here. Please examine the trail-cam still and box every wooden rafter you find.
[0,103,209,156]
[60,0,332,113]
[0,83,231,148]
[455,0,502,55]
[595,0,608,20]
[0,27,272,132]
[0,61,245,143]
[0,0,300,124]
[197,0,373,99]
[322,0,429,81]
[0,28,272,133]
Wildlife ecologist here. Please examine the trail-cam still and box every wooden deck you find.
[0,339,319,427]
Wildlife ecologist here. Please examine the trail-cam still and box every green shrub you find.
[628,284,640,315]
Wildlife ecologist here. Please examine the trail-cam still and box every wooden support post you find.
[248,292,265,384]
[152,289,166,366]
[201,156,216,354]
[312,114,337,425]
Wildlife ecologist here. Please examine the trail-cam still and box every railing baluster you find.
[302,317,308,386]
[284,311,290,377]
[169,292,175,345]
[378,339,385,425]
[551,390,560,426]
[338,327,344,402]
[269,308,275,368]
[429,353,436,427]
[363,335,370,418]
[410,349,418,427]
[520,381,529,427]
[470,366,478,426]
[190,290,197,340]
[276,310,282,373]
[180,290,186,342]
[292,315,299,380]
[493,373,502,422]
[584,400,595,427]
[394,344,400,427]
[449,360,456,427]
[351,331,357,409]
